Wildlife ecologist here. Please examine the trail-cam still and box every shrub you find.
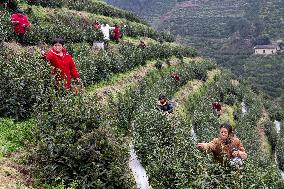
[74,42,196,86]
[0,9,14,43]
[224,93,236,106]
[25,0,146,24]
[0,41,196,120]
[32,94,134,188]
[0,47,51,119]
[154,59,163,70]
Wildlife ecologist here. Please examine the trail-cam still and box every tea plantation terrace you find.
[0,0,284,188]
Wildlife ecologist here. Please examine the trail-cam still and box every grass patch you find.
[86,60,156,93]
[0,118,35,157]
[219,105,236,128]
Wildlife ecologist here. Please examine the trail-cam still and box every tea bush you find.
[264,120,278,152]
[25,0,146,24]
[1,0,283,187]
[0,41,195,120]
[32,94,134,188]
[1,5,174,44]
[0,48,51,119]
[109,59,214,136]
[275,119,284,171]
[74,42,197,86]
[0,9,14,42]
[137,71,283,188]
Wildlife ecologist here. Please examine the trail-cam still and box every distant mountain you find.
[106,0,284,40]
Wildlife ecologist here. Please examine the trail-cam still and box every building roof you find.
[254,44,279,49]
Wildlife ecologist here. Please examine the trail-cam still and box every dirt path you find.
[169,69,220,124]
[0,155,32,189]
[257,109,271,156]
[94,63,155,101]
[92,57,183,103]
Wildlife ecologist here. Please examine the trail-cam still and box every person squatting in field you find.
[157,94,174,114]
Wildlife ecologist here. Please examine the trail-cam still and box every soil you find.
[0,152,33,189]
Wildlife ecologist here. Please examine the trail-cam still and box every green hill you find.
[1,0,284,188]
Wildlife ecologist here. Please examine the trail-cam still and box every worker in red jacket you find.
[112,24,121,43]
[41,38,81,90]
[212,100,222,117]
[10,9,30,45]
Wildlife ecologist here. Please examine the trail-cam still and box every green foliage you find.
[32,94,134,188]
[252,35,271,46]
[0,41,195,120]
[242,55,284,104]
[0,47,51,119]
[154,59,163,69]
[74,42,196,86]
[107,0,284,106]
[224,94,236,106]
[17,5,173,44]
[0,9,14,43]
[111,66,283,188]
[25,0,146,24]
[1,0,283,188]
[277,125,284,171]
[1,5,173,45]
[188,74,282,188]
[0,118,35,157]
[265,100,284,121]
[110,60,239,188]
[93,30,104,42]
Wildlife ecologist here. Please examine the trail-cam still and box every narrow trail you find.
[257,109,271,156]
[0,156,32,189]
[91,57,195,104]
[93,62,155,102]
[129,141,151,189]
[273,120,284,180]
[241,99,248,116]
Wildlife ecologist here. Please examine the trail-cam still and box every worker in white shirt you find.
[100,22,115,49]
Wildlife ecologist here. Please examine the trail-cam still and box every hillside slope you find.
[1,0,284,188]
[106,0,284,104]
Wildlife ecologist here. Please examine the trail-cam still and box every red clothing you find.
[171,73,180,81]
[93,22,101,30]
[44,48,79,89]
[113,26,121,41]
[11,13,30,34]
[212,102,221,111]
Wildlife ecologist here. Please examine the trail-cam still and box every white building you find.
[254,44,280,55]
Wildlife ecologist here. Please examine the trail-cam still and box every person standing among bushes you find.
[92,20,101,31]
[10,8,30,45]
[100,22,114,48]
[41,38,81,90]
[212,100,222,117]
[196,123,247,166]
[112,24,121,43]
